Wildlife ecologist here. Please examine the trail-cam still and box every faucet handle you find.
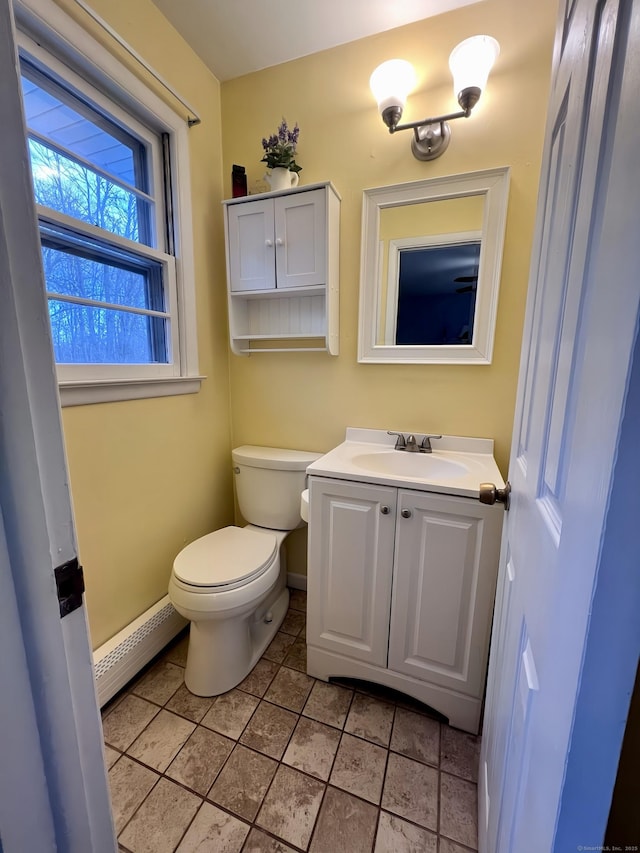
[420,434,442,453]
[387,431,406,450]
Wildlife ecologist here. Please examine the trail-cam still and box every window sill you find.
[58,375,205,407]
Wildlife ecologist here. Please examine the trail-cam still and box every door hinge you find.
[54,557,85,618]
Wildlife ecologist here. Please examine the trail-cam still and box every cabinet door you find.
[274,188,326,288]
[388,489,503,697]
[227,198,275,291]
[307,477,396,666]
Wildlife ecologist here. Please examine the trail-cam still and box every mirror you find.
[358,167,510,363]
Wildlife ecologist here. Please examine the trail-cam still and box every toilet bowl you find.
[168,445,321,696]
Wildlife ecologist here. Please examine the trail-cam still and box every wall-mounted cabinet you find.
[222,182,340,354]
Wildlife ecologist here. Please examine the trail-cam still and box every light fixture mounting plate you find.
[411,121,451,161]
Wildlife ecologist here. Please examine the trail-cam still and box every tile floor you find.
[103,589,480,853]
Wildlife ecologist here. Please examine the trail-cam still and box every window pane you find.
[48,300,167,364]
[21,69,143,189]
[28,138,152,244]
[41,243,163,312]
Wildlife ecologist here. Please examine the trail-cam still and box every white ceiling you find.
[149,0,481,82]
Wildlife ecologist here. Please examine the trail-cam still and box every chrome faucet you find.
[405,434,420,452]
[388,431,443,452]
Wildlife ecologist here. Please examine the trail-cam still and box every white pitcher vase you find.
[266,167,299,191]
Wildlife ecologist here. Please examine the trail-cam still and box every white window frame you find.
[14,0,202,406]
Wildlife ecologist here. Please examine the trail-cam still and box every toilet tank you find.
[232,445,322,530]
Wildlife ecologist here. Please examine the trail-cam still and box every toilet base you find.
[184,585,290,696]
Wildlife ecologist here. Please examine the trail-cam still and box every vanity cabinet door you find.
[274,188,326,289]
[227,197,276,292]
[388,489,503,697]
[307,477,396,666]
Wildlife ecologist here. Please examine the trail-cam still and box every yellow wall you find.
[49,0,557,645]
[221,0,557,475]
[54,0,232,648]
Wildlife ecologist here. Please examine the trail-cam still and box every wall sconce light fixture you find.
[370,35,500,161]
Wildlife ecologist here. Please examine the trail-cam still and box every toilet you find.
[168,445,321,696]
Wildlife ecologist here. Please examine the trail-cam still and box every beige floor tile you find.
[166,726,234,794]
[209,744,277,821]
[263,632,296,664]
[127,709,195,772]
[439,837,476,853]
[309,786,378,853]
[104,744,120,769]
[440,771,478,849]
[381,752,438,831]
[329,732,387,804]
[108,756,159,834]
[282,640,307,673]
[264,666,314,712]
[441,726,481,782]
[165,683,214,723]
[280,609,306,636]
[102,695,160,751]
[240,701,298,759]
[283,716,341,781]
[303,680,353,729]
[288,589,307,612]
[345,693,395,747]
[162,633,189,667]
[131,661,184,705]
[237,659,280,697]
[118,777,200,853]
[390,707,440,767]
[374,810,438,853]
[201,689,259,740]
[175,802,250,852]
[243,827,297,852]
[256,764,324,849]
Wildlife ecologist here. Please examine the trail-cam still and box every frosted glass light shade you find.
[369,59,417,115]
[449,35,500,99]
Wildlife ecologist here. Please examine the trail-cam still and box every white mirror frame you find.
[358,166,510,364]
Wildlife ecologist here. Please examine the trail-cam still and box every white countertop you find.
[306,428,505,498]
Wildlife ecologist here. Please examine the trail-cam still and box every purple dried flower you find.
[260,118,302,173]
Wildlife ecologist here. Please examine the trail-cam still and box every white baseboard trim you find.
[287,572,307,591]
[93,595,187,707]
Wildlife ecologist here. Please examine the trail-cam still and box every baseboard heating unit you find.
[93,595,187,707]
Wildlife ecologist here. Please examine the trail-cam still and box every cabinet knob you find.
[380,505,390,515]
[401,509,412,519]
[265,239,273,247]
[275,237,284,246]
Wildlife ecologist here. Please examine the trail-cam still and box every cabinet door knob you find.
[275,237,284,246]
[265,239,273,247]
[401,508,412,519]
[380,505,390,515]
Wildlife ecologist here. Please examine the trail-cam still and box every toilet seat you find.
[173,526,277,592]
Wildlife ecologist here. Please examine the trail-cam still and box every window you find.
[15,1,201,405]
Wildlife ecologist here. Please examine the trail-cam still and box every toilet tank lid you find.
[232,445,322,471]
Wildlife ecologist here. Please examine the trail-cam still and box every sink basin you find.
[351,450,469,480]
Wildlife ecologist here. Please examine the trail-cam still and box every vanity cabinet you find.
[222,182,340,354]
[306,476,503,733]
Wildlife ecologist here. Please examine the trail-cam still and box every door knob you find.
[479,481,511,510]
[401,509,412,519]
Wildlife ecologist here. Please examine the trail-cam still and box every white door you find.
[306,477,396,666]
[0,2,116,850]
[388,489,502,733]
[480,1,640,851]
[275,188,326,288]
